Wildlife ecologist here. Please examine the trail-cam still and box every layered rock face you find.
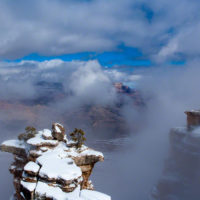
[0,123,111,200]
[153,110,200,200]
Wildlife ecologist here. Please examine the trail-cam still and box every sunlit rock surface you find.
[0,123,111,200]
[153,110,200,200]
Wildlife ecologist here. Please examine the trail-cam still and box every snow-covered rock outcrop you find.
[0,123,111,200]
[152,110,200,200]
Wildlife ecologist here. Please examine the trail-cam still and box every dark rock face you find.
[153,110,200,200]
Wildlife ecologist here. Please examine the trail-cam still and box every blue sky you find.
[4,45,185,70]
[5,45,152,68]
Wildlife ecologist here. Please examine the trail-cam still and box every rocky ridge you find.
[0,123,111,200]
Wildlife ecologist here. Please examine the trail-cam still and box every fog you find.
[1,60,200,199]
[1,0,200,199]
[91,61,200,200]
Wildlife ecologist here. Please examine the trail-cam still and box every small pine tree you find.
[18,126,36,141]
[25,126,36,135]
[69,128,86,149]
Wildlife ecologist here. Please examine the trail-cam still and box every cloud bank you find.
[0,0,200,62]
[0,59,129,104]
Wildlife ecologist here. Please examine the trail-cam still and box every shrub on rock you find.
[18,126,36,141]
[69,128,86,149]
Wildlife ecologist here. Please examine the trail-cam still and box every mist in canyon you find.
[1,59,200,200]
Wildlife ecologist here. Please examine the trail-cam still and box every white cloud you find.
[0,0,200,62]
[0,59,138,104]
[68,60,116,105]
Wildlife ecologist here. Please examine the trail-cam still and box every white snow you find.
[42,129,52,138]
[29,149,43,157]
[65,145,104,158]
[68,140,76,144]
[24,161,40,174]
[20,180,37,192]
[79,148,103,158]
[55,124,62,133]
[64,134,68,142]
[55,122,63,127]
[172,127,187,132]
[187,110,200,114]
[35,181,81,200]
[27,132,58,147]
[80,190,111,200]
[40,147,48,152]
[20,192,26,199]
[1,139,25,149]
[37,152,82,181]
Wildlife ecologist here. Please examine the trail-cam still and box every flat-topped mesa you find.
[0,123,111,200]
[185,110,200,129]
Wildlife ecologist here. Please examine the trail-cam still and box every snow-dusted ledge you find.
[1,123,111,200]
